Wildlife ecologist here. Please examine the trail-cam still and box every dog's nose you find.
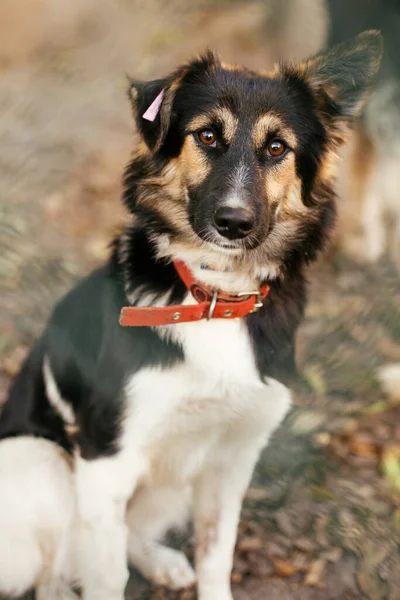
[214,206,255,240]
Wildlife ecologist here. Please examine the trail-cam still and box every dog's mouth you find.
[204,238,244,256]
[195,226,265,255]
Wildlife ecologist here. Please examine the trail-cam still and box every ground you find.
[0,1,399,599]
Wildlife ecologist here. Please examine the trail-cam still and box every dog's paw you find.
[140,545,196,590]
[36,580,80,600]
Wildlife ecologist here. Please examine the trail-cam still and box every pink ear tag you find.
[142,89,165,122]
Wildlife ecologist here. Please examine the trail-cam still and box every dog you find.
[325,0,400,266]
[0,31,382,600]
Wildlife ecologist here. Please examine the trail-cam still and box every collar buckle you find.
[207,290,219,320]
[236,290,264,312]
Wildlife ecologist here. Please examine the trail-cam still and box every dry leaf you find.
[348,432,379,457]
[364,401,390,416]
[303,366,326,397]
[304,558,326,586]
[231,572,243,584]
[315,432,331,447]
[265,541,288,559]
[273,559,299,577]
[275,511,296,537]
[246,487,270,502]
[291,410,325,434]
[377,363,400,401]
[321,547,342,563]
[381,444,400,492]
[348,440,379,457]
[342,419,360,435]
[309,485,336,501]
[237,536,263,552]
[294,537,316,553]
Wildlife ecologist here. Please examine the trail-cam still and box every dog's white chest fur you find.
[124,318,291,485]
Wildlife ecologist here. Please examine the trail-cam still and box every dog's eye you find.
[266,139,287,158]
[198,129,217,148]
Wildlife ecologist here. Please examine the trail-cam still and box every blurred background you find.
[0,1,399,599]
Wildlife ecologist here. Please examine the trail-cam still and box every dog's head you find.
[125,31,382,276]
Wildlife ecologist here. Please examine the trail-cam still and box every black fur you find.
[1,263,184,459]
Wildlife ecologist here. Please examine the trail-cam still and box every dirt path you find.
[0,2,399,598]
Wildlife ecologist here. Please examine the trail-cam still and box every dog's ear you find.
[128,75,174,153]
[288,30,383,123]
[129,51,220,153]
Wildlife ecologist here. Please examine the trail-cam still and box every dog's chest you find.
[124,319,275,483]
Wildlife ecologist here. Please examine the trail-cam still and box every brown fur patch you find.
[221,62,277,80]
[186,115,214,132]
[195,512,219,563]
[65,423,80,440]
[220,62,245,73]
[252,114,297,150]
[134,156,196,237]
[187,107,238,144]
[317,145,341,184]
[264,152,306,218]
[180,136,212,188]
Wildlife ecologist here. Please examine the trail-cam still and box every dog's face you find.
[167,68,325,254]
[126,32,382,275]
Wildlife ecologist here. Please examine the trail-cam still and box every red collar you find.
[119,260,270,327]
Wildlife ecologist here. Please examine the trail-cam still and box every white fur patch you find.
[155,232,281,294]
[43,356,75,425]
[117,317,291,597]
[123,314,292,486]
[0,437,77,597]
[224,163,251,209]
[127,284,173,307]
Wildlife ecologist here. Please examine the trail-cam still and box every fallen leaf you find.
[315,432,331,447]
[291,410,325,434]
[246,487,270,502]
[291,551,310,571]
[381,444,400,492]
[348,439,379,457]
[309,485,336,502]
[321,547,342,563]
[342,419,360,435]
[364,401,390,416]
[294,537,316,553]
[304,558,326,586]
[376,363,400,402]
[231,572,243,584]
[303,366,326,397]
[237,536,263,552]
[275,511,296,537]
[265,541,288,559]
[273,559,299,577]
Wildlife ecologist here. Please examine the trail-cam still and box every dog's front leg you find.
[193,440,264,600]
[75,452,142,600]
